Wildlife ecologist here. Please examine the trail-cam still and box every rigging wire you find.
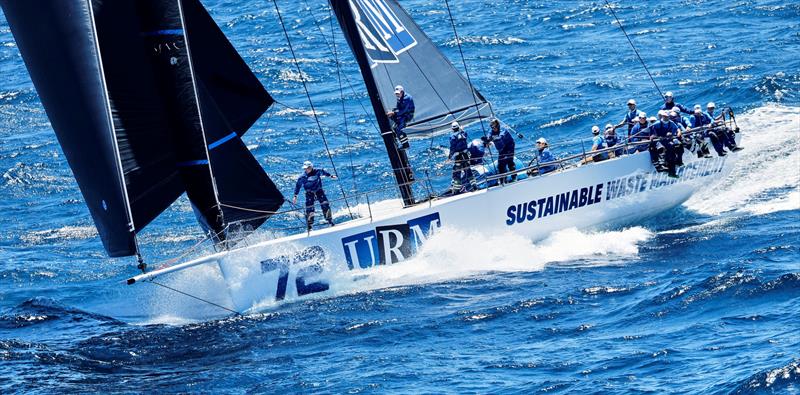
[602,0,666,101]
[294,1,381,135]
[441,0,496,166]
[270,0,353,219]
[325,3,360,212]
[149,279,242,316]
[443,0,491,135]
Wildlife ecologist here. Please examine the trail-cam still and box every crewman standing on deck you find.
[612,99,640,134]
[293,161,337,231]
[448,121,476,193]
[482,118,517,184]
[386,85,414,150]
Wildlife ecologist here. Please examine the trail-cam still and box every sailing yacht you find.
[1,0,742,313]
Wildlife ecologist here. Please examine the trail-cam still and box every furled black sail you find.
[2,0,283,256]
[337,0,489,137]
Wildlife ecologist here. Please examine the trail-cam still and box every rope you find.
[603,0,666,101]
[270,0,354,217]
[148,280,242,316]
[443,0,491,137]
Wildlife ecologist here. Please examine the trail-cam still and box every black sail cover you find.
[340,0,489,136]
[1,0,283,256]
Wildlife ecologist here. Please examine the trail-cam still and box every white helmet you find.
[665,91,674,98]
[536,137,548,145]
[394,85,404,93]
[592,125,600,134]
[627,99,637,105]
[707,101,716,109]
[451,121,461,130]
[302,160,313,169]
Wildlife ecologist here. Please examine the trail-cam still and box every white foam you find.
[683,104,800,216]
[255,226,654,310]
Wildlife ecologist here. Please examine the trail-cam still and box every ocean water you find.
[1,0,799,393]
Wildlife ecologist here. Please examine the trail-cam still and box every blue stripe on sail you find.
[177,160,209,167]
[208,132,238,150]
[141,29,184,37]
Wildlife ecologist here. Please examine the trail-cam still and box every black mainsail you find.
[1,0,284,257]
[330,0,416,206]
[332,0,490,137]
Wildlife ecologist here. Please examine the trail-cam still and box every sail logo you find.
[342,212,441,270]
[349,0,417,64]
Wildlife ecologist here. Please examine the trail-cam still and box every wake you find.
[683,104,800,216]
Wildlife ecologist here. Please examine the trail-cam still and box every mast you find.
[330,0,415,206]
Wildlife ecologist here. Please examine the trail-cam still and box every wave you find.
[731,358,800,394]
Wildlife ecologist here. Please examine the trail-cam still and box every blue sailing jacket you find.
[489,128,516,159]
[661,101,691,114]
[449,129,469,159]
[393,94,415,126]
[690,113,713,128]
[294,168,332,195]
[537,148,557,174]
[650,120,680,138]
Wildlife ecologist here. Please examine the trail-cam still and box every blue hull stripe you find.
[141,29,184,37]
[208,132,238,150]
[177,160,209,167]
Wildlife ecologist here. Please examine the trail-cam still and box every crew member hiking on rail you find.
[386,85,414,150]
[649,110,681,178]
[293,161,337,231]
[628,114,651,153]
[530,137,557,175]
[448,121,476,194]
[587,125,609,163]
[482,118,517,184]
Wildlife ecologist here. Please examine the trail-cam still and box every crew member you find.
[649,110,680,177]
[661,91,691,114]
[468,139,485,166]
[689,105,713,158]
[482,118,517,184]
[448,122,476,193]
[706,102,719,121]
[604,123,623,158]
[629,114,651,153]
[612,99,640,134]
[293,161,337,231]
[386,85,414,150]
[533,137,557,175]
[587,125,608,163]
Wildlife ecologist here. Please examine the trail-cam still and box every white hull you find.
[132,148,740,312]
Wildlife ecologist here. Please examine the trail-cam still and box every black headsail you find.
[331,0,489,137]
[2,0,284,256]
[330,0,416,206]
[1,0,184,257]
[181,0,285,235]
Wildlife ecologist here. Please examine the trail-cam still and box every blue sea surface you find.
[1,0,799,393]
